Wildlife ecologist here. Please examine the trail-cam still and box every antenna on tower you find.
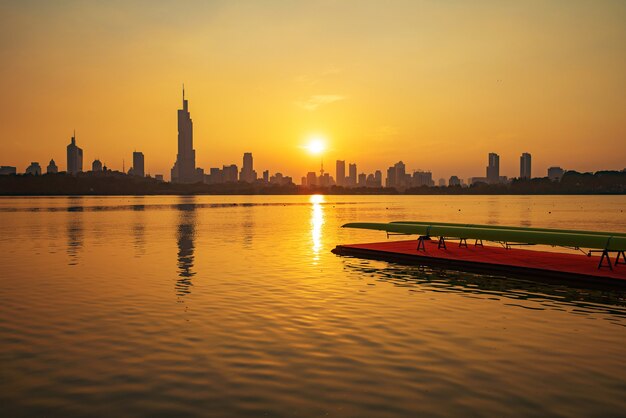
[182,83,185,101]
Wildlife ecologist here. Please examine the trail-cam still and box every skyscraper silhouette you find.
[171,87,197,183]
[336,160,345,186]
[240,152,256,182]
[520,152,531,179]
[66,133,83,175]
[486,153,500,184]
[133,151,145,177]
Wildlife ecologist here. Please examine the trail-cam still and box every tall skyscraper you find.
[348,163,357,187]
[374,170,382,187]
[386,166,396,188]
[133,152,145,177]
[394,161,406,187]
[171,87,197,183]
[336,160,345,186]
[520,152,531,179]
[92,159,103,172]
[66,133,83,175]
[486,152,500,184]
[240,152,256,182]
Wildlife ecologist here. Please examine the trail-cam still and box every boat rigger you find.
[338,222,626,272]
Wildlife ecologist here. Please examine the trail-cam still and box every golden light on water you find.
[310,194,325,261]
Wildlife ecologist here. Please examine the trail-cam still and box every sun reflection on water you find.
[310,194,325,262]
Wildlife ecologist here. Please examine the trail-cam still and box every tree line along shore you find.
[0,170,625,196]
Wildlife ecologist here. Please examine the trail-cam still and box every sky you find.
[1,0,625,181]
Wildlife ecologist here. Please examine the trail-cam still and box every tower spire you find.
[182,83,185,102]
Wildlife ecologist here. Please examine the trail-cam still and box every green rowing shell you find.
[342,222,626,251]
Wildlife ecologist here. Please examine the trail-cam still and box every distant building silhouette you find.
[486,153,500,184]
[262,169,269,182]
[386,166,396,188]
[240,152,257,182]
[223,164,238,182]
[319,172,333,187]
[0,166,16,175]
[155,174,164,182]
[25,162,41,175]
[46,159,58,174]
[438,178,446,186]
[348,163,357,187]
[520,152,531,179]
[133,152,145,177]
[171,87,200,183]
[66,134,83,175]
[270,172,293,186]
[336,160,345,186]
[306,171,317,186]
[92,159,103,172]
[412,170,434,187]
[449,176,461,186]
[358,173,366,187]
[548,166,565,181]
[386,161,408,188]
[374,170,382,187]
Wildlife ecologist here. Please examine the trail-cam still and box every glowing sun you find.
[305,137,326,155]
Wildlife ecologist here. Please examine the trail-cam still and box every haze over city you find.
[1,0,625,180]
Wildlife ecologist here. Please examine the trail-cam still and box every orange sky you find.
[1,1,625,181]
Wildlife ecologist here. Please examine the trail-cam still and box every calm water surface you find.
[1,195,625,417]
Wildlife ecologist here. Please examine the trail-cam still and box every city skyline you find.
[1,1,625,180]
[0,88,607,185]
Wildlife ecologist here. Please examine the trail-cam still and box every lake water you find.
[1,195,625,417]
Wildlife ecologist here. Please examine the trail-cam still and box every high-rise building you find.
[348,163,357,187]
[336,160,346,186]
[548,166,565,181]
[222,164,238,182]
[306,171,317,186]
[412,170,434,187]
[386,166,396,188]
[449,176,461,186]
[438,178,446,187]
[25,162,41,175]
[171,87,198,183]
[46,159,58,174]
[520,152,531,179]
[133,152,145,177]
[263,170,269,182]
[240,152,257,182]
[486,153,500,184]
[358,173,367,187]
[374,170,382,187]
[92,159,103,172]
[66,133,83,175]
[386,161,407,188]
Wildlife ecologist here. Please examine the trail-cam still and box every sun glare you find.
[305,137,326,155]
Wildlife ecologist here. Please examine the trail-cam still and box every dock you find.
[332,239,626,285]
